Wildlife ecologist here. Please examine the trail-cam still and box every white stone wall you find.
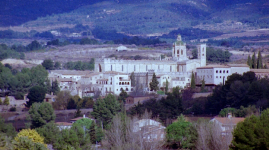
[230,67,250,75]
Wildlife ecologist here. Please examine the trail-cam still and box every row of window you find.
[216,70,229,73]
[216,76,226,78]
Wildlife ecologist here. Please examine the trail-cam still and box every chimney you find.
[83,114,85,118]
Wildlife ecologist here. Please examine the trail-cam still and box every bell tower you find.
[172,35,188,61]
[197,44,206,67]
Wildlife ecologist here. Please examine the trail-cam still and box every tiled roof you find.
[56,122,72,126]
[213,117,245,125]
[51,70,93,75]
[228,64,249,67]
[197,65,230,69]
[250,69,269,73]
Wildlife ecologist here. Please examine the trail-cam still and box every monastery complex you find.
[48,35,254,97]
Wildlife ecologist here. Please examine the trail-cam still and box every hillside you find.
[1,0,269,37]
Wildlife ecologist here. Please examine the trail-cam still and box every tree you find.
[252,52,257,69]
[89,121,97,144]
[200,77,206,92]
[165,79,169,93]
[166,114,197,149]
[26,86,47,107]
[28,102,56,128]
[51,80,60,95]
[0,116,16,138]
[0,98,2,105]
[36,122,60,145]
[73,118,93,130]
[54,61,61,69]
[230,108,269,150]
[3,96,9,105]
[195,119,233,150]
[191,71,196,90]
[257,50,263,69]
[53,91,71,110]
[118,89,128,103]
[130,72,136,87]
[41,59,54,70]
[91,94,121,128]
[14,136,48,150]
[15,129,46,148]
[192,48,198,59]
[247,55,252,68]
[149,73,159,91]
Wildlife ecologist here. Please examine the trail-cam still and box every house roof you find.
[250,69,269,73]
[51,70,93,75]
[228,64,249,67]
[56,122,73,126]
[197,65,230,69]
[213,117,245,125]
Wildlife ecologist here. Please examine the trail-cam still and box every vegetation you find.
[166,115,197,149]
[247,51,266,69]
[129,86,183,124]
[26,86,47,107]
[149,73,159,91]
[191,72,196,90]
[91,94,122,129]
[0,64,49,101]
[28,102,56,129]
[206,47,232,63]
[63,58,94,70]
[218,105,258,117]
[230,108,269,149]
[15,129,46,147]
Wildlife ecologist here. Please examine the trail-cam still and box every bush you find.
[9,107,16,112]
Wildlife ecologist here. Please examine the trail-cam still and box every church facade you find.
[95,35,207,90]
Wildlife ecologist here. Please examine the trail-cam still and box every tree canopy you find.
[28,102,56,128]
[91,94,121,128]
[149,73,159,91]
[26,86,47,107]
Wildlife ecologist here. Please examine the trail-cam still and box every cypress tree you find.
[191,72,196,89]
[252,52,257,69]
[165,79,169,94]
[257,51,263,69]
[149,73,159,91]
[201,77,206,92]
[247,55,252,68]
[0,98,2,105]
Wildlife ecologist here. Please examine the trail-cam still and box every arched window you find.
[119,82,121,85]
[223,70,225,73]
[111,65,112,71]
[227,70,229,73]
[220,70,222,73]
[181,50,183,55]
[216,70,218,73]
[128,82,129,85]
[126,88,128,91]
[177,50,179,54]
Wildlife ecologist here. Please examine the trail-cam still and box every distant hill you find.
[1,0,269,36]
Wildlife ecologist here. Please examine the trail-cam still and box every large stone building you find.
[95,35,207,90]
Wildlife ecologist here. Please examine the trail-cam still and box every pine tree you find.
[191,72,196,89]
[257,50,263,69]
[149,73,159,91]
[252,52,257,69]
[247,55,252,68]
[3,96,9,105]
